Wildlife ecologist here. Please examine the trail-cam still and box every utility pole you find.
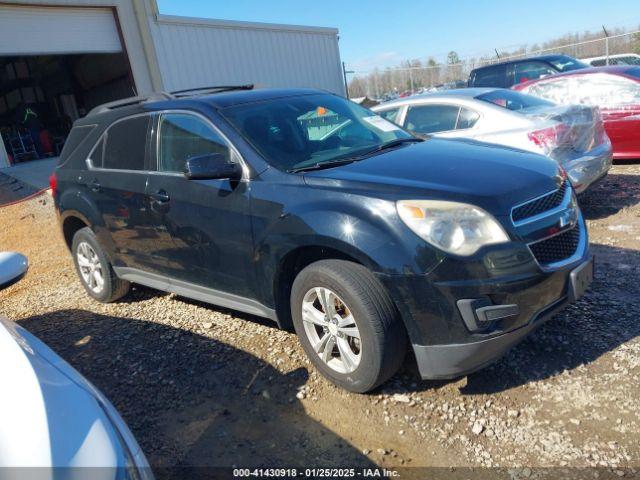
[602,26,610,65]
[342,62,355,98]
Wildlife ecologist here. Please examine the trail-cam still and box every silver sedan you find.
[372,88,612,193]
[0,252,153,479]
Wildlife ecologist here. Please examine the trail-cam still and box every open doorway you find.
[0,52,135,165]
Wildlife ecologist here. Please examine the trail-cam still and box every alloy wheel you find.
[76,242,104,294]
[301,287,362,374]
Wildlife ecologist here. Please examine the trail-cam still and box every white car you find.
[372,88,612,193]
[582,53,640,67]
[0,252,153,479]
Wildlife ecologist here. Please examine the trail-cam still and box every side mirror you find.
[0,252,28,290]
[183,153,243,180]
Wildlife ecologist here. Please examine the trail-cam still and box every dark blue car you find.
[52,86,593,392]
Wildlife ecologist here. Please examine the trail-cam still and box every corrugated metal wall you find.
[0,0,346,97]
[148,15,346,96]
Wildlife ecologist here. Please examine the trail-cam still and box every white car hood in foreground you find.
[0,317,151,478]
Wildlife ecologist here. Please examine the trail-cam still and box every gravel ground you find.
[1,164,639,476]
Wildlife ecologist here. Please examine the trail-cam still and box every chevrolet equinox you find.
[52,86,593,393]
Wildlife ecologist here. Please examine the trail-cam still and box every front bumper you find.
[377,246,592,380]
[562,142,612,194]
[412,287,571,380]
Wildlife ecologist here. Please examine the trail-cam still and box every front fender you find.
[250,190,442,308]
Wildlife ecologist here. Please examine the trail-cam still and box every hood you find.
[303,138,562,215]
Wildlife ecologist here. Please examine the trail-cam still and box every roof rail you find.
[87,85,254,116]
[88,92,174,116]
[171,84,254,97]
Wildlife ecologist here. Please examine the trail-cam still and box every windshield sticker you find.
[363,115,401,132]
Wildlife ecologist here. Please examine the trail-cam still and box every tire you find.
[291,259,407,393]
[71,227,130,303]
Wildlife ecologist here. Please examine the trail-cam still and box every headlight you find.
[397,200,509,256]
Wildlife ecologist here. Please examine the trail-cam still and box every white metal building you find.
[0,0,345,167]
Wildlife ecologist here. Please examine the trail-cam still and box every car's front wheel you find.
[72,227,130,303]
[291,259,406,393]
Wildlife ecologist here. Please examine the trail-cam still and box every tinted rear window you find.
[58,124,95,165]
[103,116,150,171]
[476,89,554,111]
[470,64,507,87]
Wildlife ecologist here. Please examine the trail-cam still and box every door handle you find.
[89,179,101,192]
[149,190,170,203]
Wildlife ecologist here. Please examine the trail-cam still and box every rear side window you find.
[404,105,459,134]
[158,113,231,173]
[513,62,557,84]
[89,137,105,167]
[102,115,150,171]
[377,107,401,123]
[58,125,95,165]
[457,108,480,129]
[470,64,507,87]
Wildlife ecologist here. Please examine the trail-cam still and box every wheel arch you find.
[271,241,382,332]
[60,210,93,251]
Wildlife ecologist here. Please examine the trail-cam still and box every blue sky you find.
[157,0,639,73]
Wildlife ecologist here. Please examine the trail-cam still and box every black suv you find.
[52,86,593,392]
[468,54,588,88]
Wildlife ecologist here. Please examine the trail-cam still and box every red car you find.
[513,66,640,160]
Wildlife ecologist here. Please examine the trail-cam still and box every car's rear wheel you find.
[291,259,406,393]
[72,227,130,302]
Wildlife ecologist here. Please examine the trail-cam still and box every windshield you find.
[221,93,412,172]
[475,89,554,111]
[547,55,589,72]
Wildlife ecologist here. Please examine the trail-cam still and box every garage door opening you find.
[0,52,135,165]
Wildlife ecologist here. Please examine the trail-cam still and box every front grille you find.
[529,225,580,265]
[512,180,568,223]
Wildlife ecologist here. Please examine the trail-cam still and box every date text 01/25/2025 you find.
[232,468,400,478]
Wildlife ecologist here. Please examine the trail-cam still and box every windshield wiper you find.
[288,137,423,174]
[288,158,359,173]
[368,137,424,153]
